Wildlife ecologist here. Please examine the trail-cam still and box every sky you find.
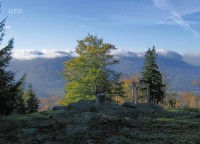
[1,0,200,54]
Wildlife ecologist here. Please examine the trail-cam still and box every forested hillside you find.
[9,50,200,97]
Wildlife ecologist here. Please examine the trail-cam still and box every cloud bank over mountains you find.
[12,50,77,60]
[10,48,200,97]
[12,49,200,66]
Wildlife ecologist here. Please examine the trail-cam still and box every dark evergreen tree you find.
[24,84,39,113]
[0,15,26,115]
[13,82,27,114]
[141,46,165,103]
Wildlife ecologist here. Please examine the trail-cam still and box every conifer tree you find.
[0,10,26,115]
[23,84,39,113]
[62,34,124,104]
[141,46,165,103]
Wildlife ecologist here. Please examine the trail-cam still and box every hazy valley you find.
[9,49,200,98]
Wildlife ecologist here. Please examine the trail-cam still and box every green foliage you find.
[62,34,124,104]
[141,46,166,103]
[23,84,39,113]
[0,14,26,115]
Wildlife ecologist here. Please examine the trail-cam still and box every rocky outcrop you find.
[0,100,199,144]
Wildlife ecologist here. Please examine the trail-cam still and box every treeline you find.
[164,92,200,108]
[38,34,200,109]
[60,34,200,109]
[0,17,39,116]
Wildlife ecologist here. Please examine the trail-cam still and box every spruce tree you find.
[62,34,124,104]
[141,46,165,103]
[23,84,39,113]
[0,17,25,115]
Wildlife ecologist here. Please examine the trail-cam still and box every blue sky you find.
[1,0,200,54]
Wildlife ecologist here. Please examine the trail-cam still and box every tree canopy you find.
[62,34,124,104]
[23,84,39,113]
[141,46,165,103]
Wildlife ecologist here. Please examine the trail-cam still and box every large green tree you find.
[141,47,165,103]
[0,18,26,115]
[62,34,124,104]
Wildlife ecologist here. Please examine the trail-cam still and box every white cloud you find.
[111,49,138,57]
[153,0,200,37]
[169,11,200,37]
[112,49,183,59]
[12,49,200,66]
[13,49,146,60]
[157,49,183,59]
[12,49,77,60]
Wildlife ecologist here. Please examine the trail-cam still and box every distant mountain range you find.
[9,49,200,97]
